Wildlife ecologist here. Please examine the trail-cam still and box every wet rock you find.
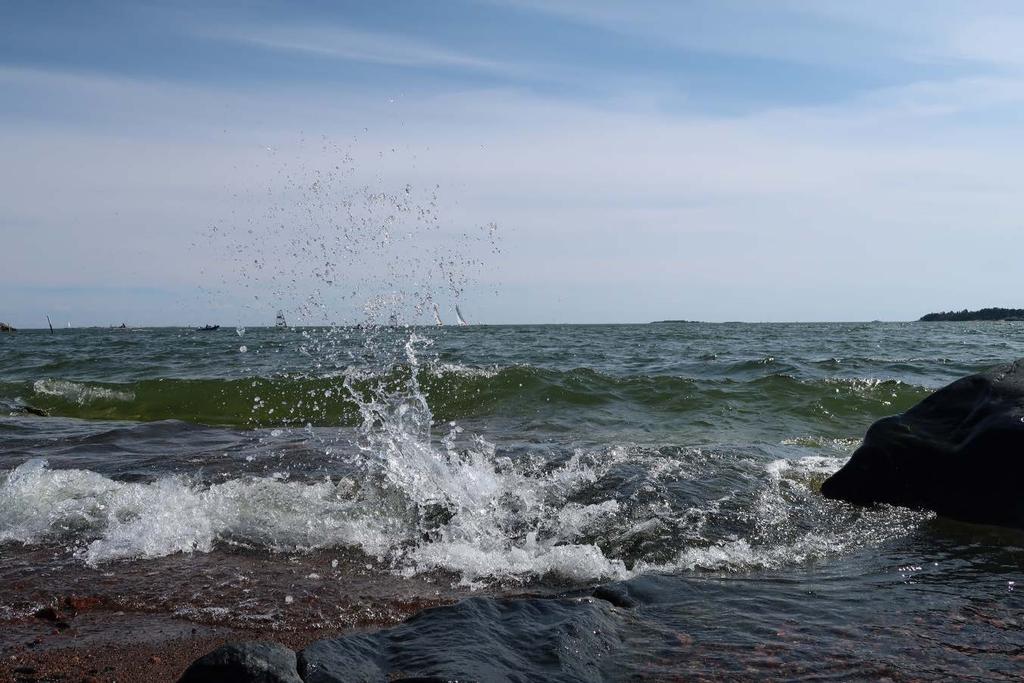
[177,642,302,683]
[592,584,638,609]
[822,359,1024,527]
[64,595,103,613]
[298,596,623,683]
[34,606,63,622]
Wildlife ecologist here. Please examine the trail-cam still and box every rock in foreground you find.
[299,595,623,683]
[179,592,628,683]
[822,359,1024,527]
[177,641,302,683]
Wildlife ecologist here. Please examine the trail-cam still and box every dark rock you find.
[592,584,637,609]
[34,606,63,622]
[821,359,1024,527]
[177,642,302,683]
[63,595,103,613]
[298,595,623,683]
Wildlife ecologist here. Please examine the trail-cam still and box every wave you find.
[0,366,933,428]
[0,332,933,585]
[0,450,929,583]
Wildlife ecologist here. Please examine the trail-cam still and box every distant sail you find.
[455,305,469,326]
[276,310,287,327]
[433,304,443,326]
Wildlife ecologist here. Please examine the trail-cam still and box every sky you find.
[3,0,1024,326]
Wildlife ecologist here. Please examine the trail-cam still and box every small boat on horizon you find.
[276,310,287,328]
[197,324,220,331]
[455,305,469,326]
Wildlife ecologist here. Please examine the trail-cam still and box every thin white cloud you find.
[951,15,1024,68]
[205,24,514,75]
[485,0,1024,71]
[481,0,919,67]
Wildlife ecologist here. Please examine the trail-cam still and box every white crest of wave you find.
[32,378,134,404]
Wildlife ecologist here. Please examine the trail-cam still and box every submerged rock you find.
[298,596,624,683]
[821,359,1024,527]
[182,589,634,683]
[177,641,302,683]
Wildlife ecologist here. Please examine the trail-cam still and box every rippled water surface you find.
[2,322,1024,680]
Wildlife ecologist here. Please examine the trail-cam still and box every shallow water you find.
[2,322,1024,679]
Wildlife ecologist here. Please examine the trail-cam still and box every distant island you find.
[920,307,1024,322]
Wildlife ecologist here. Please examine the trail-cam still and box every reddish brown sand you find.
[1,600,456,683]
[0,546,514,683]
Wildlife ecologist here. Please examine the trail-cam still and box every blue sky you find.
[3,1,1024,326]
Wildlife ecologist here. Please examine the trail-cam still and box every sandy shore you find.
[2,611,321,681]
[1,601,450,682]
[0,547,490,683]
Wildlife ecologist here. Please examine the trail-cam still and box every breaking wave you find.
[0,392,929,585]
[0,333,935,586]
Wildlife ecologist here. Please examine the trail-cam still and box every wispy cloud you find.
[482,0,918,67]
[485,0,1024,71]
[206,24,514,75]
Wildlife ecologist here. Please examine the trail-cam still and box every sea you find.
[2,321,1024,680]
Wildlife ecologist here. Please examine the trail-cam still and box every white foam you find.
[0,447,928,580]
[0,458,118,544]
[0,459,396,566]
[32,379,134,404]
[780,436,862,452]
[429,361,502,379]
[407,537,630,586]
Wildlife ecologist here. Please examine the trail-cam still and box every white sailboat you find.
[455,305,469,326]
[433,304,444,326]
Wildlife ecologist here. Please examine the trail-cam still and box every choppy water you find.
[3,322,1024,680]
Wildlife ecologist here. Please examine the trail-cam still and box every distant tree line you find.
[919,307,1024,321]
